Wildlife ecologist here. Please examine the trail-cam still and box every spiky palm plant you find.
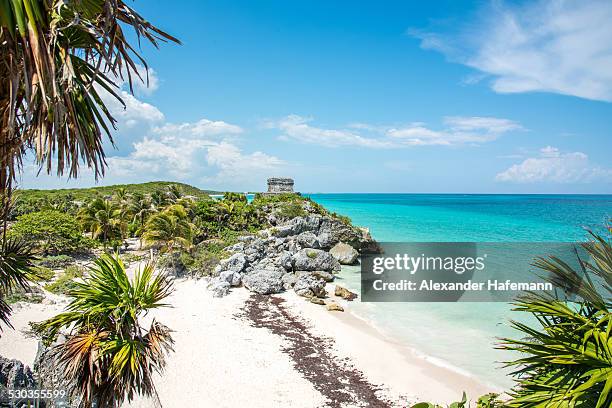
[143,204,193,255]
[500,232,612,408]
[38,253,174,407]
[0,0,180,192]
[0,189,37,335]
[78,198,125,245]
[0,238,36,334]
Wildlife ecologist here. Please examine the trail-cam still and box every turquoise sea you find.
[306,194,612,389]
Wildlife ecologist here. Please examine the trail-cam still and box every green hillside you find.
[18,181,219,201]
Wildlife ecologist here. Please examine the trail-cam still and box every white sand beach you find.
[1,276,495,408]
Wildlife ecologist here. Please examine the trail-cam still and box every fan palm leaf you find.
[0,0,180,192]
[500,232,612,408]
[37,253,174,407]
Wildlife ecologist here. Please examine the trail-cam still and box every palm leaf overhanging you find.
[38,253,174,407]
[500,231,612,408]
[0,0,180,191]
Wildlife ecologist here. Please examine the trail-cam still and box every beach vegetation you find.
[143,204,194,254]
[36,254,174,407]
[37,254,75,269]
[27,266,55,282]
[8,210,94,255]
[0,237,37,333]
[498,231,612,408]
[44,265,85,296]
[412,392,503,408]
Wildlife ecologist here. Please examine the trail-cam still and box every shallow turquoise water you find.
[306,194,612,389]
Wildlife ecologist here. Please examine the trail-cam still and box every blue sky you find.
[21,0,612,193]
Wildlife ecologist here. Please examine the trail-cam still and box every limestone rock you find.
[242,269,284,294]
[293,273,327,298]
[293,249,341,272]
[0,356,36,389]
[312,270,335,282]
[209,280,231,297]
[334,285,357,301]
[309,297,326,305]
[296,231,320,249]
[325,301,344,312]
[281,272,298,290]
[329,242,359,265]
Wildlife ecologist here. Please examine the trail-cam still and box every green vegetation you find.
[17,182,216,204]
[8,210,94,254]
[411,393,502,408]
[37,254,174,407]
[28,266,55,282]
[499,232,612,408]
[5,286,44,305]
[37,255,75,269]
[44,265,85,296]
[418,231,612,408]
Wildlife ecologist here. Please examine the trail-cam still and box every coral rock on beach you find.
[293,273,327,298]
[293,249,341,272]
[208,202,375,298]
[242,269,285,294]
[325,301,344,312]
[329,242,360,265]
[335,285,358,301]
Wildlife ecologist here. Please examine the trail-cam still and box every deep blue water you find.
[305,194,612,389]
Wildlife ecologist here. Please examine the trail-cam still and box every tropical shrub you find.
[28,266,56,282]
[37,254,174,407]
[44,265,85,295]
[499,232,612,408]
[411,393,502,408]
[37,255,75,269]
[8,210,93,254]
[179,241,231,277]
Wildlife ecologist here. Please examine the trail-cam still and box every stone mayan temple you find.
[267,177,295,194]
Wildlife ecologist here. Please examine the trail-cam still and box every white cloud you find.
[269,114,522,148]
[412,0,612,102]
[204,142,285,186]
[496,146,612,183]
[270,115,394,148]
[154,119,243,139]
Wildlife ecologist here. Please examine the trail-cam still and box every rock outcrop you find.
[208,202,374,298]
[0,356,36,391]
[242,269,284,295]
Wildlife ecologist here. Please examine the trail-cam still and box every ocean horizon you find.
[306,193,611,388]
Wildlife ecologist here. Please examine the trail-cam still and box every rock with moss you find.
[293,249,341,272]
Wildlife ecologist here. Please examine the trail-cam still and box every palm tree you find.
[0,1,179,194]
[78,198,125,247]
[143,205,193,255]
[37,253,174,407]
[129,194,155,247]
[499,231,612,408]
[150,191,168,210]
[0,0,179,333]
[165,185,183,203]
[0,190,36,336]
[0,238,36,335]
